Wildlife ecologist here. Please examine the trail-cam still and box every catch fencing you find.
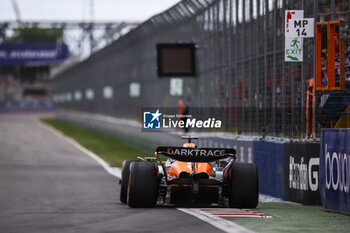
[54,0,350,139]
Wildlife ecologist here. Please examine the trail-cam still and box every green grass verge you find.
[40,118,148,167]
[228,202,350,233]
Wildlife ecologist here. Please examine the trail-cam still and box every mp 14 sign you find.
[285,18,314,38]
[284,10,314,62]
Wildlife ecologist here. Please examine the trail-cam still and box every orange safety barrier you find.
[305,79,315,139]
[178,99,184,121]
[316,20,346,91]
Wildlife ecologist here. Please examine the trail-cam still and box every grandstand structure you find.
[0,20,138,110]
[53,0,350,139]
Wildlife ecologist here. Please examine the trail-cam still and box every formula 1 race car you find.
[119,136,259,208]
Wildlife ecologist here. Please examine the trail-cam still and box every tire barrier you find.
[320,129,350,215]
[284,142,321,205]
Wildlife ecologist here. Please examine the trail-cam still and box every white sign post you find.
[103,86,113,99]
[170,78,183,96]
[74,90,82,101]
[85,89,94,100]
[285,10,305,62]
[129,82,140,98]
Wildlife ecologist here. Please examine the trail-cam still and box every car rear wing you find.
[155,147,236,162]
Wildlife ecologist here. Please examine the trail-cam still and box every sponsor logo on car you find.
[167,147,226,157]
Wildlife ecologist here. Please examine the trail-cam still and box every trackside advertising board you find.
[0,42,69,65]
[284,142,321,205]
[320,129,350,215]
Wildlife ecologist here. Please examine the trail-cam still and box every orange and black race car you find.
[120,136,259,208]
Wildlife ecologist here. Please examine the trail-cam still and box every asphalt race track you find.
[0,114,227,233]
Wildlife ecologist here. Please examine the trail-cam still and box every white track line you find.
[178,208,254,233]
[39,120,255,233]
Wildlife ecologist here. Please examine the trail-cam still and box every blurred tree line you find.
[6,26,63,43]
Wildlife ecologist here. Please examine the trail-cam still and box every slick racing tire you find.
[228,163,259,208]
[128,162,159,208]
[120,160,138,204]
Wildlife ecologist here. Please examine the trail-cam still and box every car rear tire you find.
[120,160,138,204]
[127,162,159,208]
[228,163,259,208]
